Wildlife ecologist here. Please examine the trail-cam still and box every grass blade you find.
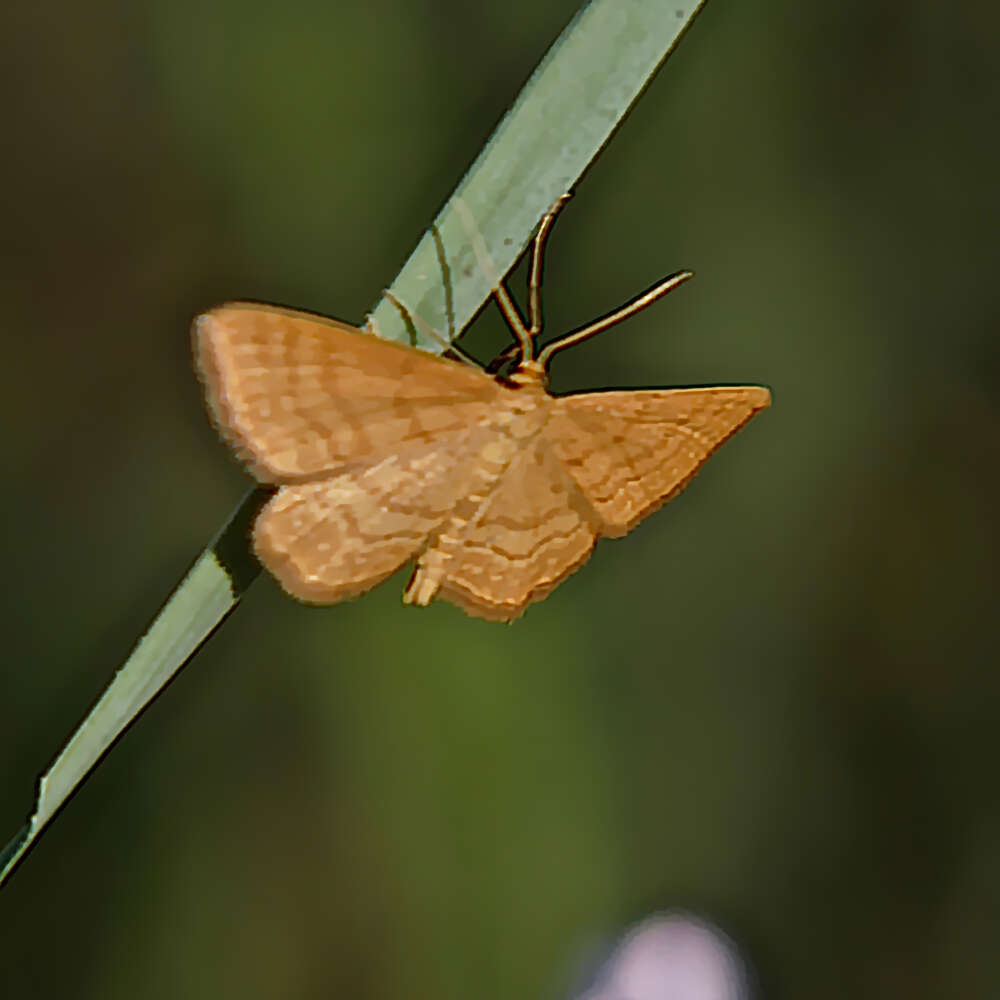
[1,488,270,884]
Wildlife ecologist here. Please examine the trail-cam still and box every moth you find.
[195,199,770,621]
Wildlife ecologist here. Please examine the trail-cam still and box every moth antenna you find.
[484,192,574,365]
[537,270,694,368]
[527,192,572,337]
[492,281,535,363]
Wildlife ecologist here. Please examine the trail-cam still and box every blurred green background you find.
[2,1,998,997]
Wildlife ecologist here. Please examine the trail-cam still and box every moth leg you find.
[402,559,445,606]
[402,452,517,608]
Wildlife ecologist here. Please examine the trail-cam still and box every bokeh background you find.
[2,1,998,997]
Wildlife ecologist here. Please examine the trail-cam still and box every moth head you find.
[505,359,548,389]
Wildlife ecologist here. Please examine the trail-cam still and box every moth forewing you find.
[194,302,504,483]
